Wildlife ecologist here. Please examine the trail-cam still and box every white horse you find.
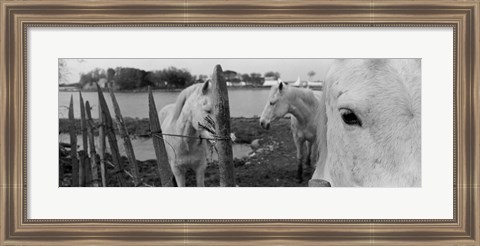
[159,81,215,187]
[259,81,322,182]
[311,59,421,187]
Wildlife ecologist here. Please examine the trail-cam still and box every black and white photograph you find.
[58,58,421,187]
[4,0,477,244]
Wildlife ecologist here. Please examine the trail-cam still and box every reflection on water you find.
[58,89,273,119]
[59,134,252,161]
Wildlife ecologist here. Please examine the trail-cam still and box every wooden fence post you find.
[86,101,100,187]
[148,87,174,187]
[98,95,107,187]
[68,95,79,187]
[78,153,86,186]
[109,88,141,186]
[83,159,92,186]
[59,160,64,186]
[96,84,126,187]
[210,65,235,187]
[79,92,88,187]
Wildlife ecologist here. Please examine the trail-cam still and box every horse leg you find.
[195,162,207,187]
[293,138,304,183]
[172,166,186,187]
[305,141,312,168]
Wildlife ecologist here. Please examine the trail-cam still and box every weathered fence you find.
[110,88,141,186]
[79,92,88,187]
[85,101,100,187]
[98,97,107,187]
[148,87,174,187]
[211,65,235,187]
[68,95,79,187]
[96,84,127,186]
[61,64,235,187]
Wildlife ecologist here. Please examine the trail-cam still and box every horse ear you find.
[279,81,284,91]
[202,80,210,94]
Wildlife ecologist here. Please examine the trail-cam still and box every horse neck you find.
[171,107,197,143]
[285,87,318,125]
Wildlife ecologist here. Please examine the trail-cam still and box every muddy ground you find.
[59,117,314,187]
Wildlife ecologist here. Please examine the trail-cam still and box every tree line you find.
[77,67,198,90]
[77,67,282,91]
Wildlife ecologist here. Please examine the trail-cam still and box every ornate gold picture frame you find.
[1,0,479,244]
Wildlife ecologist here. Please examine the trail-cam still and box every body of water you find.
[58,88,321,161]
[59,88,275,119]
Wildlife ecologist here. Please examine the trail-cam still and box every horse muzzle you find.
[259,121,270,130]
[308,179,331,187]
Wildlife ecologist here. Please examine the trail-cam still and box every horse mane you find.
[171,83,202,122]
[286,86,320,109]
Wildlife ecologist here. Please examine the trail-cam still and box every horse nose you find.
[260,120,270,130]
[308,179,331,187]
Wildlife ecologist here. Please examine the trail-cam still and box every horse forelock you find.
[268,83,281,98]
[327,59,420,117]
[329,59,421,136]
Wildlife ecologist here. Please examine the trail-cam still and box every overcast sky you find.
[59,58,334,84]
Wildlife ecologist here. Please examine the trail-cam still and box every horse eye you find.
[339,108,362,127]
[206,109,212,114]
[269,101,275,106]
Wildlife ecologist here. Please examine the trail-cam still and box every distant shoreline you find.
[59,85,321,93]
[58,86,270,93]
[58,87,184,93]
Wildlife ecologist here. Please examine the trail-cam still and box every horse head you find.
[190,80,216,141]
[312,59,421,187]
[259,80,290,130]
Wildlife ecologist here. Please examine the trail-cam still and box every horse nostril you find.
[260,122,264,127]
